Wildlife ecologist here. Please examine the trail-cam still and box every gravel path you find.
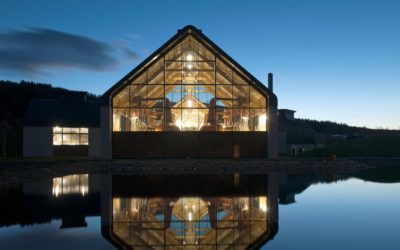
[0,159,372,189]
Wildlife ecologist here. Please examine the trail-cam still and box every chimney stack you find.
[268,73,273,92]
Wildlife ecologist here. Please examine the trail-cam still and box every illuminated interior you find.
[52,174,89,197]
[112,196,268,248]
[52,127,89,145]
[112,35,268,132]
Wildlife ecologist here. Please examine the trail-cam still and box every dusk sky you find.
[1,0,399,129]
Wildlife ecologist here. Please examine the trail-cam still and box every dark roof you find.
[102,25,277,106]
[24,99,100,127]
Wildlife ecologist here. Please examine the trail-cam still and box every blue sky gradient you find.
[1,0,399,129]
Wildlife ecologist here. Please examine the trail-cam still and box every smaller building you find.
[23,99,101,157]
[278,109,315,155]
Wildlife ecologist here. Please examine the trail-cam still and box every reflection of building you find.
[0,174,101,228]
[0,173,330,248]
[100,174,279,249]
[278,109,316,155]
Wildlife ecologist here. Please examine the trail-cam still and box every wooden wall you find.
[112,132,267,159]
[53,145,88,156]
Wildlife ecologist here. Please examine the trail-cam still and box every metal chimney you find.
[268,73,273,92]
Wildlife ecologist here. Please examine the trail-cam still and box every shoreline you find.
[0,158,375,190]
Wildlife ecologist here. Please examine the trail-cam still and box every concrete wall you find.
[23,126,52,157]
[268,103,279,159]
[278,130,287,155]
[89,127,101,157]
[100,105,112,159]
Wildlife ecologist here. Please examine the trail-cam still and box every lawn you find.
[301,135,400,157]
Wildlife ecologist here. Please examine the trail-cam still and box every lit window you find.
[52,127,89,145]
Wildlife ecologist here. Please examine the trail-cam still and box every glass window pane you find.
[146,108,164,131]
[198,43,215,61]
[232,109,250,131]
[146,59,164,84]
[166,61,181,70]
[179,108,201,131]
[130,108,147,131]
[165,42,181,60]
[182,86,199,108]
[216,60,232,84]
[216,71,232,85]
[63,127,79,133]
[53,126,62,133]
[129,85,147,107]
[53,134,62,145]
[146,85,164,108]
[62,134,71,145]
[232,85,250,108]
[113,108,129,131]
[216,108,233,131]
[198,71,215,84]
[233,72,248,85]
[80,128,88,133]
[195,85,215,107]
[216,85,233,108]
[166,108,181,131]
[249,109,267,131]
[165,71,181,85]
[113,86,129,107]
[250,86,267,108]
[182,70,198,84]
[165,85,182,108]
[198,62,214,71]
[80,134,89,145]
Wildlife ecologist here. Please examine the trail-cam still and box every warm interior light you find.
[258,113,267,131]
[187,63,193,70]
[186,53,193,61]
[259,196,268,212]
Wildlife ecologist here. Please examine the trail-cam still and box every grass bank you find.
[300,135,400,158]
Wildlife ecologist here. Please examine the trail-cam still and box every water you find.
[0,168,399,249]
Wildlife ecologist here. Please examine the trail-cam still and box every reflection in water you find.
[4,171,374,249]
[101,174,279,249]
[52,174,89,197]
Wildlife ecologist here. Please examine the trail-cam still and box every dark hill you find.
[0,80,99,157]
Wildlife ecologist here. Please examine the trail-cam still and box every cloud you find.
[0,28,138,75]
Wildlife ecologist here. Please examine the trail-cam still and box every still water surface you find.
[0,168,399,249]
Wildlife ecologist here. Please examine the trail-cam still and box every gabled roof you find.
[24,99,100,127]
[102,25,277,106]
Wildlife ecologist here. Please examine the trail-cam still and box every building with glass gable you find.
[101,25,278,159]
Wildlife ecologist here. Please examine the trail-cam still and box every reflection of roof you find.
[24,99,100,127]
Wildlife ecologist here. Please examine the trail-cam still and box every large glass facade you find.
[112,35,268,132]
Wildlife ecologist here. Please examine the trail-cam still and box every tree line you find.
[0,80,99,157]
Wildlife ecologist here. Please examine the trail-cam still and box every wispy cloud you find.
[0,28,138,75]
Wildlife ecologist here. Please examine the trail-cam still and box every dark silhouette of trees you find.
[0,80,99,157]
[297,118,400,137]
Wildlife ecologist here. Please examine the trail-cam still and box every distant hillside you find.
[0,80,99,157]
[300,135,400,157]
[297,118,400,136]
[0,80,99,121]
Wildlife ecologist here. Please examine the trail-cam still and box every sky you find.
[0,0,399,129]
